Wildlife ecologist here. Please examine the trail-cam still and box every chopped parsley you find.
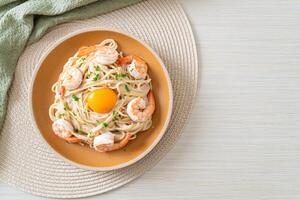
[125,84,130,92]
[63,103,69,111]
[112,111,118,121]
[96,65,101,71]
[86,72,92,79]
[72,95,79,101]
[115,73,127,80]
[79,57,86,67]
[95,120,108,127]
[93,73,100,81]
[79,57,86,64]
[87,131,94,137]
[101,122,108,127]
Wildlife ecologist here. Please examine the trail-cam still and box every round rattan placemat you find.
[0,0,198,198]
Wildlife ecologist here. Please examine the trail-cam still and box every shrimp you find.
[52,119,81,143]
[117,55,148,79]
[61,67,83,90]
[95,47,118,65]
[93,131,114,146]
[76,40,119,65]
[94,132,132,152]
[127,91,155,122]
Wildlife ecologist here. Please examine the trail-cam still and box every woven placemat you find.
[0,0,198,198]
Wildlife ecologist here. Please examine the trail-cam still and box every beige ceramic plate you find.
[30,29,173,171]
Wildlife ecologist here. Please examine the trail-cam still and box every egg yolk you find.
[87,88,117,113]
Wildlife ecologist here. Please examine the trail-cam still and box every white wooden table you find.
[2,0,300,199]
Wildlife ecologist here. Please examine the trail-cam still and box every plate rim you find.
[28,27,174,171]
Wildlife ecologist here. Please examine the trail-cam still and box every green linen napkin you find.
[0,0,142,131]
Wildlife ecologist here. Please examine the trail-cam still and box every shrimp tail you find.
[116,55,133,66]
[144,90,155,117]
[147,90,155,106]
[65,136,81,143]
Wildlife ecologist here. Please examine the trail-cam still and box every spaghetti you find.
[49,39,155,152]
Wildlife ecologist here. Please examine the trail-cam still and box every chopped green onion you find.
[93,73,100,81]
[125,84,130,92]
[72,95,79,101]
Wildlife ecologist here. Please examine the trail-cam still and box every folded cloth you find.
[0,0,142,131]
